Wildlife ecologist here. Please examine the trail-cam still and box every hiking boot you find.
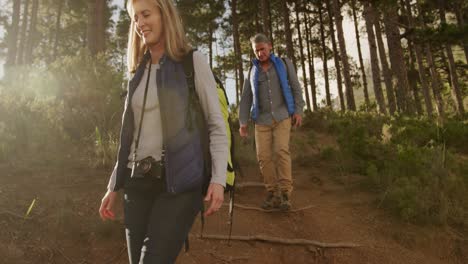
[279,192,291,211]
[261,192,280,210]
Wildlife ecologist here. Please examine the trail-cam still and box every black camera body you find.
[130,156,164,179]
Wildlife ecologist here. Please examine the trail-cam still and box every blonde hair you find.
[126,0,192,73]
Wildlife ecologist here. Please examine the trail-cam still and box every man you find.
[239,33,305,211]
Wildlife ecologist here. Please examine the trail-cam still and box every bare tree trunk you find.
[363,2,387,115]
[268,2,274,51]
[25,0,39,64]
[231,0,244,94]
[318,1,332,108]
[414,45,434,117]
[382,4,413,114]
[373,11,396,115]
[52,0,63,61]
[255,3,262,33]
[95,0,106,54]
[454,3,468,63]
[305,12,318,111]
[400,0,422,115]
[87,0,96,55]
[415,2,445,119]
[325,0,345,111]
[208,25,213,69]
[17,0,30,65]
[6,0,21,67]
[332,0,356,111]
[439,4,465,115]
[351,0,369,108]
[425,46,446,120]
[282,0,296,67]
[295,0,311,111]
[260,0,272,38]
[405,0,433,117]
[87,0,106,55]
[235,65,239,106]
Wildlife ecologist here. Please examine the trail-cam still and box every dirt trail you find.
[0,133,467,264]
[176,161,466,264]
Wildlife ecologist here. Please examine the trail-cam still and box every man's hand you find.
[239,124,248,138]
[99,190,117,221]
[204,183,224,217]
[292,114,302,128]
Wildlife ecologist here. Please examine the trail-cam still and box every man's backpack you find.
[182,49,237,246]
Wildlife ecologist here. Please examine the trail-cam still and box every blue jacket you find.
[112,53,204,193]
[250,54,295,121]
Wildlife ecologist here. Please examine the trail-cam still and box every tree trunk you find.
[400,0,422,115]
[351,0,369,108]
[325,0,345,111]
[425,46,446,120]
[373,11,396,115]
[231,0,244,94]
[295,0,311,111]
[87,0,96,55]
[318,1,332,108]
[405,0,433,117]
[415,2,445,119]
[282,0,296,67]
[25,0,39,64]
[235,64,239,106]
[268,2,274,51]
[454,4,468,63]
[260,0,272,39]
[255,3,262,33]
[439,4,465,115]
[382,4,413,114]
[6,0,21,67]
[208,25,213,69]
[332,0,356,111]
[95,0,106,54]
[87,0,106,55]
[52,0,63,61]
[305,12,318,111]
[17,0,30,65]
[363,2,387,115]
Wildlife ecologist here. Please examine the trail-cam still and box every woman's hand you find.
[204,183,224,217]
[99,190,117,221]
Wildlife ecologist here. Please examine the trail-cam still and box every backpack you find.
[182,49,237,247]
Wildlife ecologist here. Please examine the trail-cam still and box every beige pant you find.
[255,118,293,195]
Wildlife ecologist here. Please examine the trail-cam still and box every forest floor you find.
[0,131,467,264]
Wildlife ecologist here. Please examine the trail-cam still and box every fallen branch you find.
[198,234,360,248]
[235,182,264,188]
[222,203,316,213]
[208,252,250,263]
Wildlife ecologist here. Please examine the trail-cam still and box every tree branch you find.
[223,203,316,213]
[198,234,360,248]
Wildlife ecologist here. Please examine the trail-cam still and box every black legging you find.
[123,175,202,264]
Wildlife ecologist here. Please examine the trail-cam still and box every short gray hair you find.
[250,33,271,45]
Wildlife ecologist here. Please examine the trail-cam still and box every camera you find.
[130,156,163,179]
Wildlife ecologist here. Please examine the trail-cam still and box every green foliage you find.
[0,88,66,162]
[318,111,468,227]
[320,146,337,161]
[0,51,123,167]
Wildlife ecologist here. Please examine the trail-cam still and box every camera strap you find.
[131,62,152,163]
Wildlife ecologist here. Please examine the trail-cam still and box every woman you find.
[98,0,228,263]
